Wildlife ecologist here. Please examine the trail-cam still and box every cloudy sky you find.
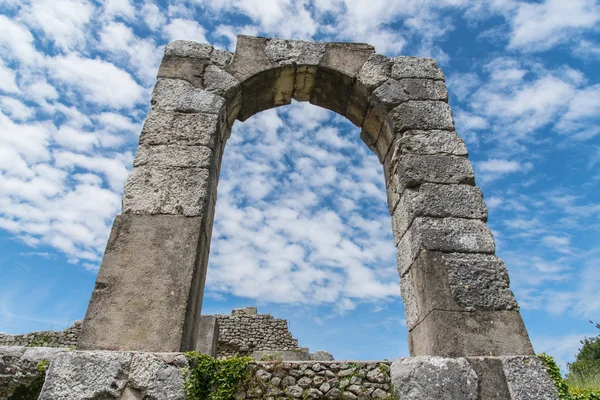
[0,0,599,367]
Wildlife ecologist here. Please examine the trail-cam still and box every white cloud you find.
[475,158,533,182]
[20,0,94,51]
[141,2,167,31]
[100,0,135,20]
[47,53,145,108]
[0,59,19,93]
[508,0,600,52]
[0,15,42,64]
[163,18,208,43]
[0,97,34,120]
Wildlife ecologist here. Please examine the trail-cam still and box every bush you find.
[567,322,600,391]
[540,353,600,400]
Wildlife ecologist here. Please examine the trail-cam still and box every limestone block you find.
[391,183,488,244]
[273,65,295,106]
[226,35,275,82]
[139,110,222,148]
[466,357,512,400]
[203,64,240,98]
[238,68,278,120]
[390,56,445,80]
[390,357,478,400]
[39,351,133,400]
[195,316,219,357]
[294,65,319,102]
[397,217,495,276]
[388,100,454,133]
[362,79,410,151]
[501,356,560,400]
[408,310,534,357]
[78,215,209,352]
[399,78,449,101]
[152,78,226,115]
[165,40,213,60]
[310,351,335,361]
[157,56,206,88]
[346,53,390,127]
[387,154,475,207]
[402,250,519,330]
[389,129,468,166]
[265,38,326,66]
[122,166,213,217]
[321,42,374,78]
[128,353,187,399]
[133,144,214,169]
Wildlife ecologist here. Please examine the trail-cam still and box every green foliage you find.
[184,352,252,400]
[27,333,52,347]
[567,322,600,391]
[8,359,50,400]
[540,353,600,400]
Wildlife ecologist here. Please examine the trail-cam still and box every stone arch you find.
[78,36,534,359]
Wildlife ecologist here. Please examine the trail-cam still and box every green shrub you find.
[184,352,251,400]
[540,353,600,400]
[8,359,50,400]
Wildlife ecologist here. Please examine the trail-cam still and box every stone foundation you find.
[0,321,81,348]
[0,347,559,399]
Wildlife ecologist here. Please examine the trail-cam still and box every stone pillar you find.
[78,42,232,352]
[378,58,534,357]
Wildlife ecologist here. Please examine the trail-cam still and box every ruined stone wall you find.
[216,307,302,358]
[0,321,81,348]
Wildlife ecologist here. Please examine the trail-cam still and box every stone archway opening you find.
[78,35,534,361]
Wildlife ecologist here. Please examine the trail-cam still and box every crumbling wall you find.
[216,307,302,358]
[0,321,81,348]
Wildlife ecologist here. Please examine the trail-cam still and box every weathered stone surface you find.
[444,253,518,311]
[389,153,475,199]
[128,353,187,399]
[501,356,560,400]
[399,78,449,101]
[133,144,214,169]
[391,183,488,243]
[123,166,213,216]
[203,64,240,97]
[0,322,82,348]
[467,357,512,400]
[238,69,277,120]
[152,78,226,115]
[311,66,355,116]
[39,351,132,400]
[388,100,454,133]
[409,310,534,357]
[165,40,213,60]
[265,38,326,66]
[346,54,390,128]
[362,79,410,149]
[196,316,219,356]
[139,110,222,148]
[78,215,209,352]
[310,350,335,361]
[401,251,519,330]
[253,350,311,361]
[391,56,445,80]
[226,35,275,82]
[397,217,495,276]
[391,357,478,400]
[321,42,374,78]
[157,56,206,88]
[393,129,468,157]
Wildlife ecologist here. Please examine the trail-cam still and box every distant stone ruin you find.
[0,35,559,399]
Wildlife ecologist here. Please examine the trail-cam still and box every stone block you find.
[128,353,187,399]
[195,316,219,356]
[401,250,519,330]
[294,65,318,102]
[165,40,213,60]
[390,357,478,400]
[157,55,206,88]
[39,351,133,400]
[399,78,449,101]
[363,79,410,152]
[408,310,534,357]
[390,56,445,80]
[397,217,495,276]
[238,69,277,120]
[466,357,512,400]
[253,350,311,361]
[265,38,326,66]
[388,100,454,133]
[133,144,214,169]
[203,64,240,98]
[321,42,374,78]
[139,110,222,148]
[122,165,214,217]
[78,215,209,352]
[389,153,475,200]
[311,66,355,115]
[391,183,488,244]
[226,35,275,82]
[390,129,468,163]
[501,356,560,400]
[151,78,226,115]
[273,65,295,106]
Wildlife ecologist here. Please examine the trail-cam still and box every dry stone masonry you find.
[0,321,81,348]
[0,35,560,399]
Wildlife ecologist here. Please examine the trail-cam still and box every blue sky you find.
[0,0,599,369]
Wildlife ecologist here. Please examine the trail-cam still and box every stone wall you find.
[0,347,559,399]
[0,321,81,348]
[215,307,302,358]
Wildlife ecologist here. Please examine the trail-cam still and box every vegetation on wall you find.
[8,359,50,400]
[540,354,600,400]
